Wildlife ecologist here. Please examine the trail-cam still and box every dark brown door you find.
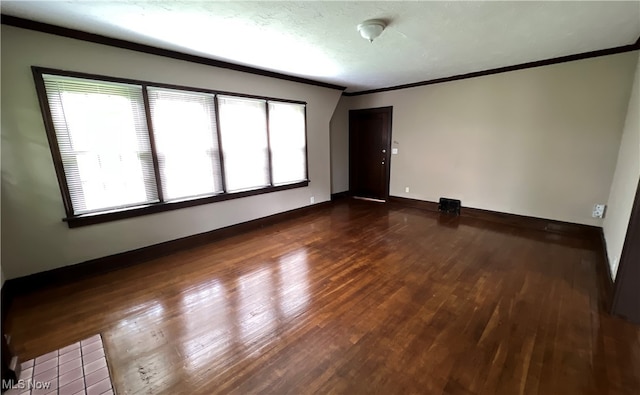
[612,177,640,324]
[349,107,392,200]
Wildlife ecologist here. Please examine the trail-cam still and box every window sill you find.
[64,180,309,228]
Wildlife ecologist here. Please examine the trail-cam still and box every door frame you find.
[611,177,640,323]
[348,106,393,200]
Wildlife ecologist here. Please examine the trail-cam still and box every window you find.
[34,67,309,227]
[147,88,223,200]
[42,75,158,214]
[268,102,307,185]
[218,96,270,192]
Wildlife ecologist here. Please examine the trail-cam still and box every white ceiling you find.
[2,1,640,92]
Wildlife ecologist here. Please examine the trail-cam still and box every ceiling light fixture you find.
[357,19,386,43]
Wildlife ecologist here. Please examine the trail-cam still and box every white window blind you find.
[147,87,223,200]
[217,96,270,192]
[42,74,158,215]
[268,102,307,185]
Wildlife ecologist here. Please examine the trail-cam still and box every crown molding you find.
[1,14,347,91]
[3,14,637,99]
[343,38,640,97]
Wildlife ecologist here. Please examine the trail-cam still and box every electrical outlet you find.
[405,187,410,193]
[592,204,606,218]
[310,196,315,204]
[392,148,398,155]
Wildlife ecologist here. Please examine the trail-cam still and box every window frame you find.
[32,66,310,228]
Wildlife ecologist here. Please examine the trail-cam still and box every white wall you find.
[603,52,640,279]
[0,26,342,279]
[329,96,352,193]
[332,52,637,226]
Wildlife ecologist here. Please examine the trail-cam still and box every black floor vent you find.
[438,198,461,215]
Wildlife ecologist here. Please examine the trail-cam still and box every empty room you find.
[1,1,640,394]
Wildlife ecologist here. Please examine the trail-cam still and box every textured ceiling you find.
[2,1,640,92]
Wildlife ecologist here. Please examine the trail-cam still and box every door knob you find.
[382,149,386,153]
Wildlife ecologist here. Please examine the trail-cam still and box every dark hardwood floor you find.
[5,199,640,394]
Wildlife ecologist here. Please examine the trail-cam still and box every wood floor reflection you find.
[6,199,640,394]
